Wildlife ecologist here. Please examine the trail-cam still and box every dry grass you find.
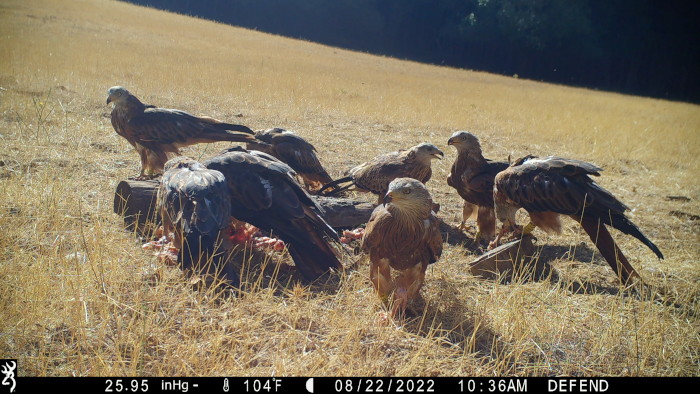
[1,0,699,377]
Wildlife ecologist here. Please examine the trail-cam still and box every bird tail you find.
[607,213,664,259]
[218,122,254,135]
[579,215,640,284]
[318,175,354,196]
[198,116,255,142]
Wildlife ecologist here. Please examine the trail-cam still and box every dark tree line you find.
[122,0,700,103]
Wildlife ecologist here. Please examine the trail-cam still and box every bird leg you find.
[391,288,409,318]
[370,258,394,303]
[472,230,483,245]
[458,202,477,231]
[488,221,520,250]
[513,222,536,238]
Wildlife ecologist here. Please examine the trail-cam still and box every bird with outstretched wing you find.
[491,155,664,284]
[204,147,343,281]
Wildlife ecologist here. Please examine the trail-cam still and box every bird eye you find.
[403,189,411,194]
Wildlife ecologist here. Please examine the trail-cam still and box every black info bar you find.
[12,377,688,394]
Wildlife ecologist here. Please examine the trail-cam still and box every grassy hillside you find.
[1,0,698,376]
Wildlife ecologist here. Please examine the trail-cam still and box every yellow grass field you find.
[1,0,699,376]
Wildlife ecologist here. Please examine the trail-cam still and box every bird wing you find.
[128,108,252,149]
[204,150,342,280]
[495,156,597,215]
[351,152,417,194]
[452,157,509,208]
[425,214,443,265]
[272,134,331,181]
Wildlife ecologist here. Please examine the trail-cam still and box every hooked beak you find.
[106,96,112,105]
[383,192,393,206]
[434,150,444,159]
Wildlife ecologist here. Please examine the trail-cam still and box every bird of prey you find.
[491,155,664,284]
[106,86,255,179]
[320,143,444,204]
[447,131,509,244]
[204,147,343,281]
[157,156,239,287]
[361,177,443,316]
[246,128,334,193]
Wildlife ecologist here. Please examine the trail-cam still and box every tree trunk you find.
[113,180,375,236]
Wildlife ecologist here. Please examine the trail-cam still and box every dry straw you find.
[0,0,698,376]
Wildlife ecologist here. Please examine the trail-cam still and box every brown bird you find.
[320,143,444,204]
[106,86,254,179]
[203,147,343,281]
[157,156,238,287]
[246,128,333,192]
[491,155,664,284]
[447,131,509,244]
[361,177,443,316]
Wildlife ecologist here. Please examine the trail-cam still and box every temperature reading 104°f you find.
[244,378,283,393]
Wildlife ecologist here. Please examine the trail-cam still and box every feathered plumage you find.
[204,147,343,280]
[107,86,254,179]
[246,128,333,193]
[320,143,444,204]
[492,155,664,284]
[447,131,508,244]
[361,178,442,316]
[157,156,238,287]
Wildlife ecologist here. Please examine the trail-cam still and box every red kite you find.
[492,155,664,284]
[157,156,238,287]
[320,143,444,204]
[246,128,333,192]
[447,131,508,244]
[204,148,343,280]
[361,178,442,316]
[107,86,254,179]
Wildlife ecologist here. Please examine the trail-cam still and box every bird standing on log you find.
[107,86,254,179]
[491,155,664,284]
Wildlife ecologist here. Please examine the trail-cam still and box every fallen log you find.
[113,179,375,235]
[468,235,545,282]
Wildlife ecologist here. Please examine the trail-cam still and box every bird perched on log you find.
[361,178,443,317]
[246,128,334,193]
[157,156,239,288]
[319,143,444,204]
[447,131,509,245]
[491,155,664,284]
[203,147,343,281]
[106,86,254,179]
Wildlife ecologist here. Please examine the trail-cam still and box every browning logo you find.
[0,360,15,393]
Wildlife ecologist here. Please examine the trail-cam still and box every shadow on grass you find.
[398,285,518,373]
[438,218,482,253]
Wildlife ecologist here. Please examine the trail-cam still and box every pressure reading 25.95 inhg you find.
[244,378,283,392]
